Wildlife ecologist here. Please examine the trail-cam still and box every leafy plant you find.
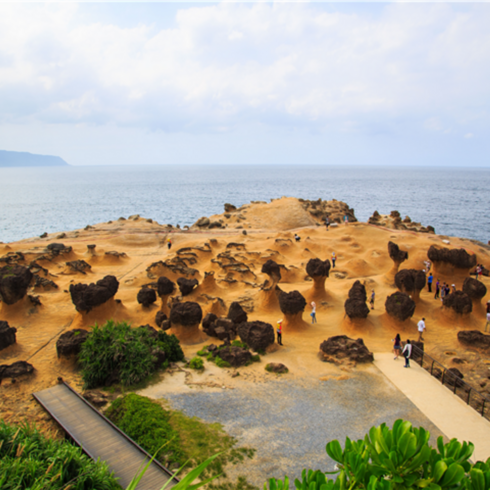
[215,357,232,368]
[189,357,204,370]
[231,340,248,349]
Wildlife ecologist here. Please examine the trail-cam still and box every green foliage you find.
[189,357,204,370]
[79,320,184,388]
[231,340,248,349]
[265,419,489,490]
[0,421,119,490]
[197,348,209,356]
[105,394,185,468]
[215,357,232,368]
[251,355,261,363]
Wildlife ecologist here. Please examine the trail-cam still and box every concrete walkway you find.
[374,352,490,462]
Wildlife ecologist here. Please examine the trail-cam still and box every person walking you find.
[402,340,412,368]
[370,290,375,310]
[167,237,172,250]
[434,279,440,299]
[485,301,490,333]
[331,252,336,268]
[325,216,330,231]
[276,320,283,345]
[343,214,349,225]
[427,273,433,293]
[392,334,401,360]
[310,302,317,324]
[417,318,426,342]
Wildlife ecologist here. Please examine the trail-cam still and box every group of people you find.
[432,277,455,300]
[391,318,426,368]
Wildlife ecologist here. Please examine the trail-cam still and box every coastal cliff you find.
[0,149,68,167]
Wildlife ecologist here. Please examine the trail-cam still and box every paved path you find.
[374,352,490,462]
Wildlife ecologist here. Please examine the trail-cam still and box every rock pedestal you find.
[169,301,206,344]
[305,258,331,301]
[394,269,426,302]
[0,321,17,351]
[428,246,477,277]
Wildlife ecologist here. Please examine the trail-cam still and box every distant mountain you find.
[0,150,69,167]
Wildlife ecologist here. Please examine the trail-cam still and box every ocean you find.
[0,165,488,245]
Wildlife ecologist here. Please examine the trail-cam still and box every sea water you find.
[0,165,488,244]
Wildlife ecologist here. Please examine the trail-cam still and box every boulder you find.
[445,367,465,388]
[227,301,248,324]
[137,287,157,307]
[46,243,72,255]
[344,280,370,319]
[224,203,237,212]
[237,321,275,352]
[0,265,33,305]
[319,335,373,363]
[306,258,331,278]
[157,276,175,297]
[428,246,477,271]
[385,292,416,321]
[169,301,203,327]
[56,329,89,358]
[155,311,168,328]
[177,277,198,296]
[160,320,171,331]
[458,330,490,349]
[214,318,236,341]
[0,361,34,381]
[462,277,487,302]
[261,259,282,282]
[443,291,472,314]
[0,321,17,351]
[394,269,426,301]
[65,260,91,274]
[265,363,288,373]
[69,275,119,313]
[202,313,219,336]
[279,290,306,315]
[388,241,408,264]
[217,346,252,367]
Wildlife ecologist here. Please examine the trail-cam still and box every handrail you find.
[410,345,490,421]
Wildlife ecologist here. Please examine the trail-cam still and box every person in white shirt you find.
[402,340,412,368]
[417,318,426,342]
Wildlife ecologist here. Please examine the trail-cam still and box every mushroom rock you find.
[462,277,487,306]
[157,276,175,315]
[394,269,426,302]
[227,301,248,325]
[137,287,157,307]
[443,291,472,315]
[319,335,373,363]
[155,311,168,328]
[387,241,408,279]
[237,321,275,352]
[0,265,33,305]
[56,329,89,358]
[279,290,308,328]
[0,321,17,351]
[0,361,35,382]
[261,259,282,284]
[427,245,477,276]
[458,330,490,349]
[69,275,119,313]
[259,260,282,311]
[177,277,198,296]
[385,292,416,322]
[217,346,252,367]
[305,258,331,300]
[344,280,370,319]
[169,301,205,344]
[46,243,72,256]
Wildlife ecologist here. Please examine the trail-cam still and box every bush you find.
[215,357,231,368]
[251,355,261,363]
[231,340,248,349]
[0,421,119,490]
[265,419,490,490]
[189,357,204,370]
[79,320,184,388]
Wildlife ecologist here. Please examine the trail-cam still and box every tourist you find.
[434,279,440,299]
[451,284,456,293]
[427,273,433,293]
[440,283,446,302]
[445,284,451,298]
[294,234,301,242]
[331,252,336,268]
[167,237,172,250]
[417,318,426,342]
[343,214,349,225]
[402,339,412,368]
[325,216,330,231]
[370,289,375,310]
[311,302,317,324]
[392,334,401,360]
[424,260,432,272]
[478,264,484,280]
[276,320,283,345]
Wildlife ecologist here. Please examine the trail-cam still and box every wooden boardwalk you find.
[33,382,178,490]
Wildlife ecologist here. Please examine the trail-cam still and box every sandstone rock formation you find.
[157,276,175,315]
[64,260,91,274]
[462,277,487,305]
[137,287,157,307]
[0,361,34,382]
[259,259,282,310]
[155,311,168,328]
[279,290,307,327]
[385,292,416,322]
[69,275,119,313]
[0,321,16,351]
[56,329,89,358]
[262,259,282,283]
[369,211,434,233]
[394,269,426,302]
[458,330,490,349]
[0,265,33,305]
[217,345,252,367]
[237,321,275,352]
[387,241,408,280]
[227,301,248,324]
[443,291,472,315]
[177,277,198,296]
[428,246,477,276]
[305,258,331,300]
[344,280,370,319]
[319,335,373,363]
[169,301,205,343]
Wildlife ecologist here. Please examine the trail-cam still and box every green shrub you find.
[231,340,248,349]
[189,357,204,370]
[251,355,261,362]
[105,394,185,468]
[197,348,209,356]
[215,357,231,368]
[79,320,184,388]
[0,421,119,490]
[265,419,489,490]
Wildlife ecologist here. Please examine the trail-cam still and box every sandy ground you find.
[1,197,489,451]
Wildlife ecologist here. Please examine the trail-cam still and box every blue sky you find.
[0,2,488,166]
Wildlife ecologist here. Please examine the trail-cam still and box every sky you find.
[0,1,489,166]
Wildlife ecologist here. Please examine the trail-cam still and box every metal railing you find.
[410,345,490,422]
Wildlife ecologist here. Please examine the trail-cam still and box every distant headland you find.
[0,149,68,167]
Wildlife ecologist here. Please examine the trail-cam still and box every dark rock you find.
[0,265,33,305]
[261,259,281,282]
[227,302,248,324]
[278,291,305,316]
[344,280,370,319]
[56,329,89,358]
[28,295,42,306]
[137,287,157,307]
[306,258,331,278]
[177,277,198,296]
[237,321,275,352]
[32,275,58,290]
[160,320,171,331]
[47,243,72,255]
[157,276,175,297]
[224,203,237,212]
[443,291,472,314]
[217,346,252,367]
[385,292,416,321]
[388,241,409,263]
[265,363,288,373]
[445,367,465,387]
[0,361,34,380]
[65,260,91,274]
[214,326,229,341]
[427,246,477,269]
[69,275,119,313]
[202,313,219,336]
[0,321,17,351]
[155,311,168,328]
[319,335,373,363]
[395,269,426,297]
[83,390,109,407]
[207,344,217,352]
[458,330,490,349]
[462,277,487,301]
[195,217,210,227]
[169,301,203,326]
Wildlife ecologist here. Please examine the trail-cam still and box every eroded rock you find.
[428,246,477,273]
[319,335,373,363]
[279,290,306,315]
[69,275,119,313]
[462,277,487,302]
[0,361,34,381]
[169,301,203,326]
[443,291,472,315]
[227,301,248,324]
[385,292,416,321]
[458,330,490,349]
[0,321,17,351]
[217,346,252,367]
[56,329,89,358]
[394,269,426,301]
[137,287,157,307]
[0,265,33,305]
[344,280,370,319]
[237,321,275,352]
[177,277,198,296]
[157,276,175,297]
[265,363,288,373]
